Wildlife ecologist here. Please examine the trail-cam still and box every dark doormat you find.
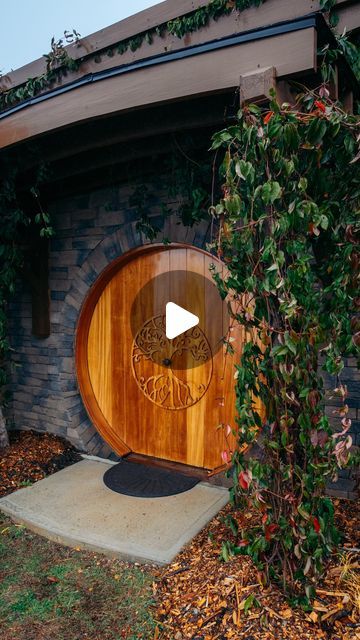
[103,459,200,498]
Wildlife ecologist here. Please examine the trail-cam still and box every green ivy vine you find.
[210,86,359,602]
[0,163,53,447]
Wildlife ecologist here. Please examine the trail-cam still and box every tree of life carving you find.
[131,315,212,410]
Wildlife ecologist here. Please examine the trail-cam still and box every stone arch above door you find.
[56,217,211,458]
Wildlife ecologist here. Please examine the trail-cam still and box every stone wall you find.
[7,181,210,457]
[323,358,359,499]
[324,358,360,448]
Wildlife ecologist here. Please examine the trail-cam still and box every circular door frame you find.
[75,242,219,457]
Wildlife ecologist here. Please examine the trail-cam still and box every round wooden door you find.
[76,244,242,470]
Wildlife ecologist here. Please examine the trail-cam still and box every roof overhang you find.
[0,0,357,151]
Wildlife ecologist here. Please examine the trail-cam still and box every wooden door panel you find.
[78,244,242,469]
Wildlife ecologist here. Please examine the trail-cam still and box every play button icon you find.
[130,268,229,370]
[165,302,199,340]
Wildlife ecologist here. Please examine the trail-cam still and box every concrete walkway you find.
[0,459,228,564]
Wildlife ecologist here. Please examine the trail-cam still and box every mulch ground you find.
[153,501,360,640]
[0,430,82,497]
[0,430,359,640]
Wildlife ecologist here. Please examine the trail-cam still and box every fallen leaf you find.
[308,611,318,623]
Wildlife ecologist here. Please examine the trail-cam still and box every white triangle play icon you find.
[165,302,199,340]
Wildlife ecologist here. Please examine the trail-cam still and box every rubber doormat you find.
[103,459,200,498]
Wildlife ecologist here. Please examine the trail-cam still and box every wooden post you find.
[28,238,50,338]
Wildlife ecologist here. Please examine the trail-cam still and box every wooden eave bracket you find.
[239,66,276,105]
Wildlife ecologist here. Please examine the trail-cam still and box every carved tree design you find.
[131,315,212,410]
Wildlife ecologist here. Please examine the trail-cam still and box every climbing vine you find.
[209,87,359,602]
[0,164,52,447]
[0,30,81,110]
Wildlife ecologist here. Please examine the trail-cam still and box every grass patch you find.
[0,513,156,640]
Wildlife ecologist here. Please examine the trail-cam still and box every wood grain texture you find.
[76,243,243,469]
[0,29,316,150]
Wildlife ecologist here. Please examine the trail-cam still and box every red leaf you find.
[313,517,321,534]
[308,222,320,236]
[310,429,328,447]
[308,389,320,409]
[263,111,274,125]
[265,524,278,541]
[238,470,252,490]
[314,100,326,113]
[237,539,249,547]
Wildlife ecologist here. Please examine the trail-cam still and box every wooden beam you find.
[336,1,360,34]
[240,67,276,104]
[25,239,50,338]
[343,90,354,113]
[18,93,234,170]
[36,128,214,198]
[0,28,317,150]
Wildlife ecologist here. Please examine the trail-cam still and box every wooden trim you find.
[75,242,218,459]
[336,2,360,35]
[207,463,228,477]
[24,95,230,169]
[0,28,317,150]
[125,453,209,478]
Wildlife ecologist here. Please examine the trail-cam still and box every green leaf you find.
[235,160,255,184]
[283,123,300,149]
[284,331,297,355]
[298,177,308,192]
[298,505,310,521]
[244,594,255,614]
[307,118,327,145]
[221,541,230,562]
[261,181,282,205]
[319,214,329,230]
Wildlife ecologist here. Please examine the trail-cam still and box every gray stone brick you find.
[65,408,88,426]
[59,358,75,375]
[72,209,96,221]
[51,250,80,267]
[51,238,72,251]
[87,249,109,275]
[72,237,103,251]
[97,209,130,227]
[51,291,66,301]
[54,213,72,230]
[77,264,98,287]
[326,478,358,500]
[68,278,89,299]
[78,423,97,447]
